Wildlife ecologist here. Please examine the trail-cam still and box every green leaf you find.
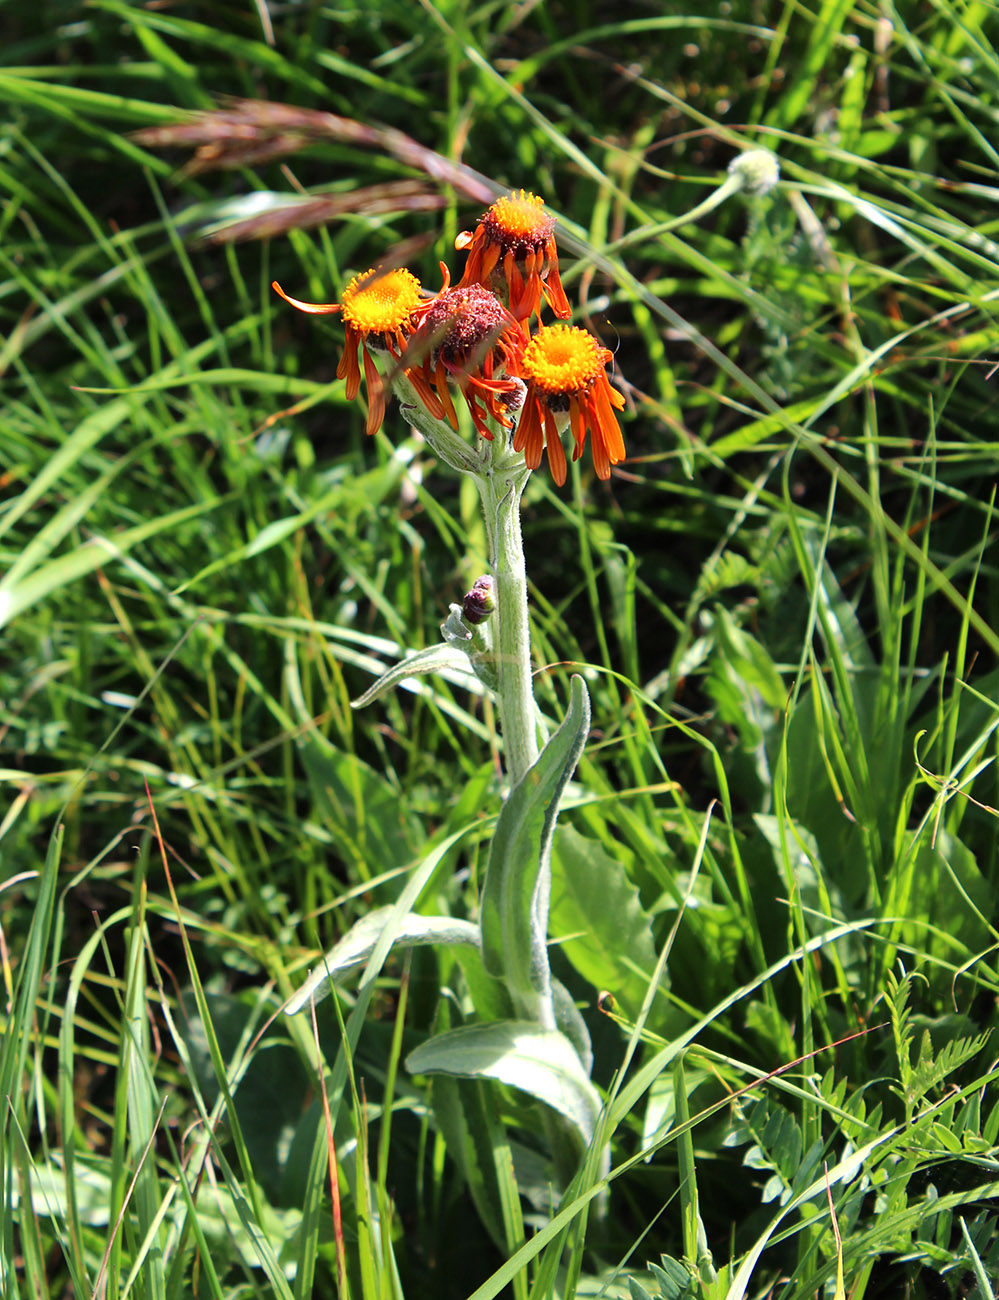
[783,684,869,906]
[479,676,590,1024]
[549,824,657,1019]
[959,1214,997,1300]
[429,1075,524,1256]
[283,822,479,1018]
[285,909,480,1014]
[705,606,786,804]
[551,977,593,1077]
[905,1030,991,1114]
[195,1183,303,1277]
[902,827,993,962]
[649,1256,696,1300]
[456,942,516,1024]
[9,1154,112,1227]
[730,1097,809,1207]
[406,1021,602,1149]
[752,812,853,940]
[350,642,483,709]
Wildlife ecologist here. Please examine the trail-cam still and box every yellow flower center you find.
[483,191,556,252]
[521,325,604,395]
[340,267,423,333]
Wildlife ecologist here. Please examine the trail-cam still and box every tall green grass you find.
[3,1,999,1297]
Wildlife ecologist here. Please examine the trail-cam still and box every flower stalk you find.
[400,368,540,783]
[476,446,539,785]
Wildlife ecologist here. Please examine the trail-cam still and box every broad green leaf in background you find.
[551,977,594,1078]
[10,1155,113,1228]
[705,607,787,809]
[898,826,992,967]
[752,813,845,934]
[782,686,871,908]
[550,823,658,1022]
[195,1184,303,1278]
[429,1074,526,1263]
[641,1064,712,1154]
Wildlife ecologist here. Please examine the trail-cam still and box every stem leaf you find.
[285,909,480,1014]
[350,642,482,709]
[406,1021,602,1149]
[479,675,591,1023]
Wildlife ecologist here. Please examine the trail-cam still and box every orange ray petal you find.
[272,281,341,314]
[337,335,362,400]
[541,260,571,318]
[513,396,544,469]
[594,380,627,462]
[543,406,567,486]
[362,345,386,436]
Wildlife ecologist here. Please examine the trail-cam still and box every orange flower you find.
[405,266,526,441]
[272,267,425,436]
[514,325,626,485]
[456,190,571,325]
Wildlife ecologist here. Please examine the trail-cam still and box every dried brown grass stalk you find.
[133,98,496,203]
[195,183,448,245]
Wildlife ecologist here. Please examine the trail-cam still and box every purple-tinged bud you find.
[462,575,496,625]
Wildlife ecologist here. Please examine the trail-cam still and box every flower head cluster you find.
[515,326,626,485]
[272,267,426,437]
[404,266,526,441]
[273,190,626,484]
[456,189,571,325]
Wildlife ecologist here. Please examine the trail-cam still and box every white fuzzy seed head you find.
[728,150,781,195]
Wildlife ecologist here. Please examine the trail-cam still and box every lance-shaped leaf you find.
[285,908,479,1014]
[406,1021,603,1150]
[479,675,590,1025]
[351,642,481,709]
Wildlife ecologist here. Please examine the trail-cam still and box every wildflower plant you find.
[270,159,784,1226]
[277,190,626,1191]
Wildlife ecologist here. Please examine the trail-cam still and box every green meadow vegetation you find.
[3,1,999,1297]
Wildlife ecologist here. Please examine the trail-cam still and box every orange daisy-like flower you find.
[272,267,426,436]
[514,325,626,485]
[406,266,526,441]
[456,190,571,325]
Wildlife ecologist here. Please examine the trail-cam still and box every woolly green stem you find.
[476,444,538,786]
[396,377,540,785]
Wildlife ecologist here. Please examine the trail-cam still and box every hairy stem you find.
[478,448,538,787]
